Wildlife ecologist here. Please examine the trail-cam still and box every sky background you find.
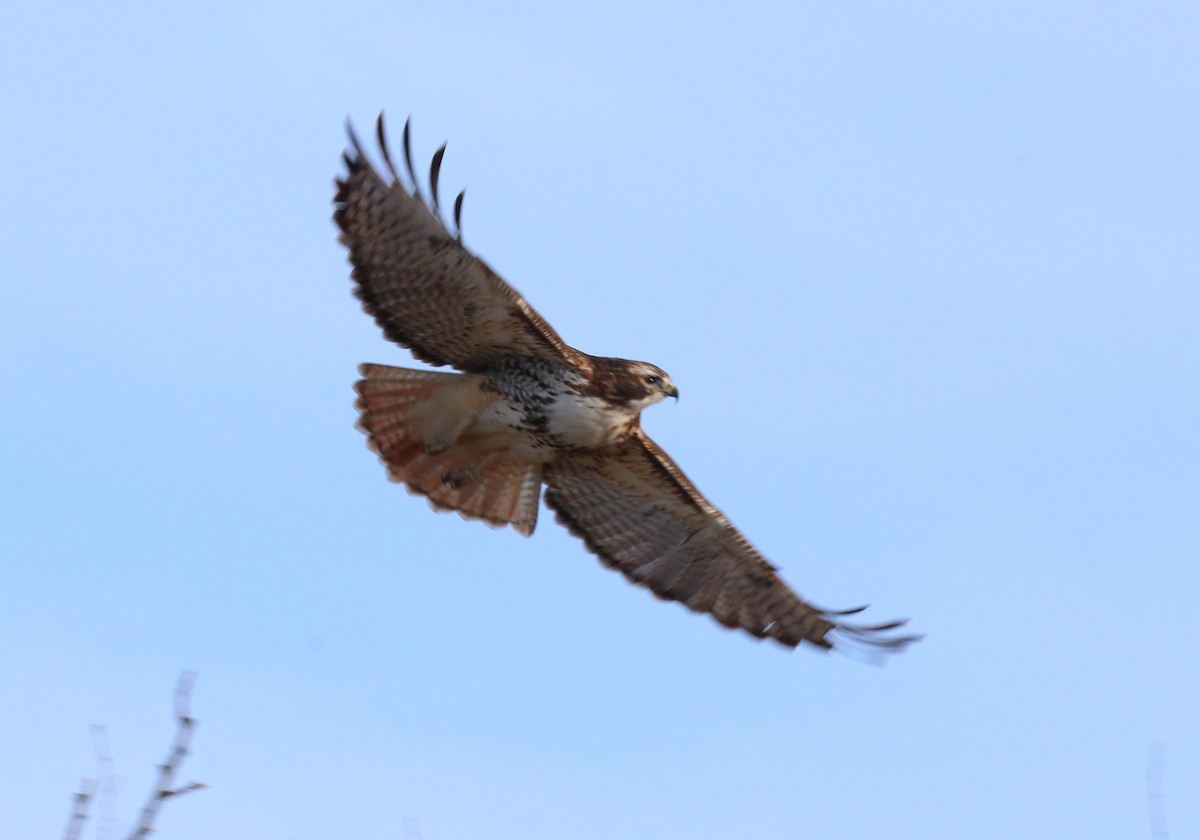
[2,2,1197,838]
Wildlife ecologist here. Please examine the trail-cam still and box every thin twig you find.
[125,672,207,840]
[63,779,96,840]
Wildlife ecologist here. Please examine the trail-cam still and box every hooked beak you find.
[666,385,679,400]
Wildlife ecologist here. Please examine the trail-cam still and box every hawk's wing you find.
[544,429,919,652]
[334,116,588,374]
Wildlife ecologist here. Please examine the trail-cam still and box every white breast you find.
[547,393,634,448]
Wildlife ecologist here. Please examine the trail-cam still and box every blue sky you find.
[2,2,1197,838]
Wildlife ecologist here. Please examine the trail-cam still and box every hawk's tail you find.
[354,363,542,536]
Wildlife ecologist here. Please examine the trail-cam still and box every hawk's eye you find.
[645,374,660,385]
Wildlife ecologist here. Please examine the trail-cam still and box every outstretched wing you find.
[334,115,588,374]
[544,429,919,652]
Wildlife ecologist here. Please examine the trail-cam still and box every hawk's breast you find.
[544,391,639,449]
[474,361,639,456]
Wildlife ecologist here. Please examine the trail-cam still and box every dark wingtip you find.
[342,117,367,174]
[430,143,448,215]
[830,613,923,658]
[807,598,922,656]
[453,188,466,241]
[402,116,425,205]
[825,604,870,617]
[375,111,403,185]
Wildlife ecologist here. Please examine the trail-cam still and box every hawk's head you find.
[629,361,679,404]
[589,358,678,409]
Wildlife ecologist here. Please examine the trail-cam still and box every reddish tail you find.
[354,363,542,535]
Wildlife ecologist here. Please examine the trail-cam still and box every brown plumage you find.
[335,114,919,654]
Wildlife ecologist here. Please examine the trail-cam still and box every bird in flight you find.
[334,115,918,654]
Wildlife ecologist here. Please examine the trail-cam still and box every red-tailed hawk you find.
[335,115,918,654]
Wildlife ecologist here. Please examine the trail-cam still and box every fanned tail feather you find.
[422,455,542,536]
[355,363,541,535]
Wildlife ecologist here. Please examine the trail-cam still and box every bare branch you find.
[64,673,207,840]
[63,779,96,840]
[125,673,206,840]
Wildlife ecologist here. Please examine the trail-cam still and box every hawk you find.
[334,115,918,654]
